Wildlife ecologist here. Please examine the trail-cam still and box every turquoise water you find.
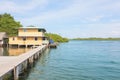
[25,41,120,80]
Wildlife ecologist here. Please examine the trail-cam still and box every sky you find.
[0,0,120,38]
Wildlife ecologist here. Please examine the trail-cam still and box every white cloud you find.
[19,0,120,25]
[101,1,120,13]
[1,0,120,38]
[111,31,120,35]
[19,0,92,25]
[0,0,48,13]
[85,15,104,22]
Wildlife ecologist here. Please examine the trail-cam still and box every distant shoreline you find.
[71,38,120,41]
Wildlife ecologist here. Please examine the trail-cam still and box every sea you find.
[1,40,120,80]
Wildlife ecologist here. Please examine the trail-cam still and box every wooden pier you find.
[0,45,47,80]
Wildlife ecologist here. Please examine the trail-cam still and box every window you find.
[38,29,42,32]
[23,29,27,32]
[42,37,45,40]
[13,37,15,40]
[23,37,26,41]
[35,37,38,41]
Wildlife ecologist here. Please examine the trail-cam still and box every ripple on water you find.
[24,41,120,80]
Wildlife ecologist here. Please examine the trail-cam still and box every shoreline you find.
[71,38,120,41]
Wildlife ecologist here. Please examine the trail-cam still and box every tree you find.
[45,33,69,42]
[0,13,22,36]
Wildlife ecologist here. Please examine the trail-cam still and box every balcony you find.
[18,32,45,37]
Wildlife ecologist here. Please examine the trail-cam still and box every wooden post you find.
[26,45,27,48]
[39,50,41,53]
[9,44,11,48]
[14,66,19,80]
[7,44,8,48]
[28,56,34,68]
[37,52,39,58]
[18,45,20,48]
[0,77,2,80]
[34,54,37,60]
[23,60,27,71]
[29,56,33,64]
[35,53,38,60]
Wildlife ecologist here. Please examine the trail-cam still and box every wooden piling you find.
[0,77,2,80]
[14,66,19,80]
[23,60,28,71]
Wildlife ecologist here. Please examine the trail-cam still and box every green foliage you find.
[45,33,69,42]
[0,13,22,36]
[72,37,120,40]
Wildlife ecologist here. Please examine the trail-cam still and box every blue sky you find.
[0,0,120,38]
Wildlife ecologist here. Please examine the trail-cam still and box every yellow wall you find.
[9,37,19,45]
[9,37,43,45]
[18,28,44,37]
[9,28,47,46]
[18,28,38,32]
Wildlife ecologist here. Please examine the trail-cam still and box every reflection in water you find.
[19,48,51,80]
[39,48,51,65]
[25,41,120,80]
[0,47,30,56]
[8,48,30,56]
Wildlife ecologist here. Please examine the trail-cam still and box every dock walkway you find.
[0,45,47,80]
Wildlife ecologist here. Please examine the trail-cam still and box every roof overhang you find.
[19,27,46,32]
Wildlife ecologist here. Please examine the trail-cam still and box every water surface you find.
[25,40,120,80]
[0,47,30,56]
